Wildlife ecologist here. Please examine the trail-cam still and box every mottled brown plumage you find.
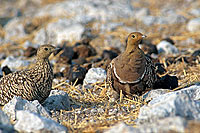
[0,44,57,105]
[107,32,157,97]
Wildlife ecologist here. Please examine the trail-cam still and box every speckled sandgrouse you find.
[107,32,157,97]
[0,44,57,105]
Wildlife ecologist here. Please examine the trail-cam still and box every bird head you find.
[126,32,146,51]
[37,44,58,60]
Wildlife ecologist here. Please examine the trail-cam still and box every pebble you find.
[66,65,87,84]
[43,90,71,111]
[83,67,106,85]
[157,40,179,55]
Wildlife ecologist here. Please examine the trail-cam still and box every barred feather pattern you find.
[0,58,53,106]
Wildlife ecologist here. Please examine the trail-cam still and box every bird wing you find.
[113,52,147,84]
[0,71,26,105]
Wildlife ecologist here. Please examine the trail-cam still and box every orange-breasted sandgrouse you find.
[107,32,157,97]
[0,44,57,105]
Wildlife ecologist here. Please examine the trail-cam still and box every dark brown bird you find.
[0,44,57,105]
[107,32,157,97]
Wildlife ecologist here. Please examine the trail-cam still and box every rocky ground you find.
[0,0,200,132]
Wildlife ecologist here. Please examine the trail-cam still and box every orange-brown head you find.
[126,32,146,52]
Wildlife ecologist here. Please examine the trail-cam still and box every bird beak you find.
[52,47,60,55]
[142,35,147,38]
[53,47,60,52]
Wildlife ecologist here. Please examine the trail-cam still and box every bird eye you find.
[44,48,48,51]
[132,35,135,38]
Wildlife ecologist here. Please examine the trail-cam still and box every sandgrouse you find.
[107,32,157,97]
[0,44,57,105]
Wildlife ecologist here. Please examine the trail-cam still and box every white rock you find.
[1,56,30,71]
[43,90,70,111]
[157,40,179,55]
[34,19,85,44]
[3,96,50,121]
[83,67,106,85]
[0,109,11,126]
[190,9,200,17]
[35,0,134,22]
[138,85,200,124]
[33,28,48,45]
[142,89,170,102]
[23,41,39,48]
[135,8,150,20]
[106,117,188,133]
[4,18,26,41]
[137,116,187,133]
[94,22,123,32]
[187,17,200,32]
[0,109,14,132]
[105,122,135,133]
[14,110,67,133]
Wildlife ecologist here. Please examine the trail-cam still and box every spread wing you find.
[113,52,146,84]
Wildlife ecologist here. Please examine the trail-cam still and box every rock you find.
[1,65,12,75]
[14,110,67,133]
[3,96,50,121]
[72,58,87,65]
[135,8,150,20]
[0,109,14,132]
[73,43,96,58]
[83,67,106,85]
[138,85,200,124]
[24,46,37,57]
[34,19,85,44]
[4,18,26,41]
[192,49,200,57]
[153,74,178,89]
[105,122,135,133]
[141,14,186,26]
[1,56,30,71]
[43,90,70,111]
[94,22,124,32]
[155,63,166,75]
[35,0,134,22]
[100,117,192,133]
[139,41,158,55]
[137,116,187,133]
[23,41,39,49]
[189,9,200,17]
[187,18,200,32]
[57,46,74,64]
[102,49,119,60]
[157,40,179,55]
[185,120,200,133]
[142,89,170,102]
[103,35,125,52]
[66,65,87,84]
[33,28,48,44]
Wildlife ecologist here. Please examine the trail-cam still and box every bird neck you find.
[125,45,139,54]
[36,58,50,67]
